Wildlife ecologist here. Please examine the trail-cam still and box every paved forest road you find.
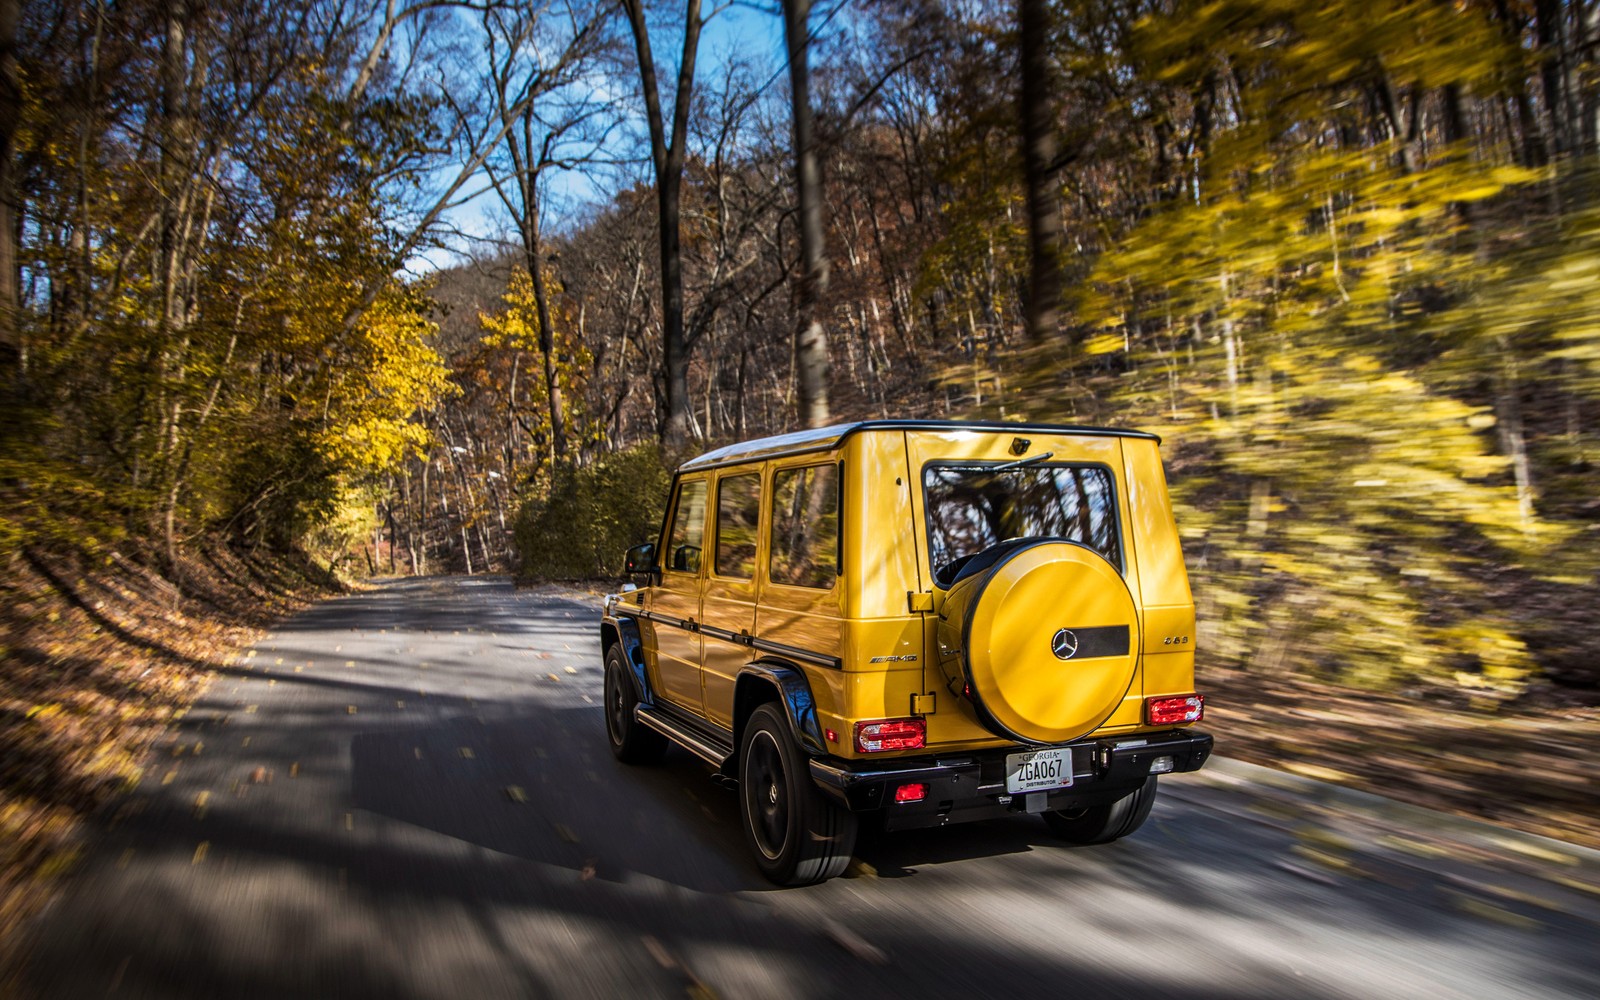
[9,577,1598,999]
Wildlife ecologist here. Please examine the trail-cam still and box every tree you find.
[478,0,616,465]
[620,0,705,449]
[0,0,18,369]
[783,0,830,427]
[1018,0,1062,343]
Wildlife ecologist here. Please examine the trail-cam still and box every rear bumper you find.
[808,728,1213,831]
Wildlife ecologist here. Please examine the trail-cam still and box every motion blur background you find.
[2,0,1598,950]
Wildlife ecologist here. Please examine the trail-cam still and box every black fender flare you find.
[734,660,827,758]
[600,615,654,707]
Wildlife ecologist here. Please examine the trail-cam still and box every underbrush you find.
[514,444,673,580]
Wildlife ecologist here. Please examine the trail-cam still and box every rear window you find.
[923,464,1120,587]
[769,463,839,589]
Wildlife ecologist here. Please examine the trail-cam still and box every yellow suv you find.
[600,420,1211,884]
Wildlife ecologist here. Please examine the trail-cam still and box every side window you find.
[666,480,707,575]
[714,473,762,579]
[769,464,839,590]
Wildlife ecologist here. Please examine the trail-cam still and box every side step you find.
[635,705,734,768]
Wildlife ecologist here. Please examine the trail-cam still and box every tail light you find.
[894,782,928,803]
[854,718,926,753]
[1146,694,1204,726]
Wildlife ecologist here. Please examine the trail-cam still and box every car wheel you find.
[739,703,857,885]
[1042,775,1159,845]
[604,644,666,764]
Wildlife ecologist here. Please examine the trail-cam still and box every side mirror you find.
[624,542,656,578]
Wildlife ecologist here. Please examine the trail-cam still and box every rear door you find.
[700,469,762,730]
[903,429,1146,743]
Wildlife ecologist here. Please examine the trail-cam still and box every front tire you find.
[739,703,857,885]
[1043,775,1159,845]
[604,644,666,764]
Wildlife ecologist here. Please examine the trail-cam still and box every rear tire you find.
[604,644,666,764]
[739,703,857,885]
[1042,776,1158,845]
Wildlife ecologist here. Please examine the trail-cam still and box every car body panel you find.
[610,419,1203,775]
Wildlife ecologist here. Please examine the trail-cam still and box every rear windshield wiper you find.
[988,451,1054,472]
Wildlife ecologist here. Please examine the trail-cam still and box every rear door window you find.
[924,464,1120,587]
[714,472,762,579]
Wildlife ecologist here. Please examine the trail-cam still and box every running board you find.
[634,705,734,768]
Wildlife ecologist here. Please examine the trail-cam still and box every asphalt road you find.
[8,576,1598,999]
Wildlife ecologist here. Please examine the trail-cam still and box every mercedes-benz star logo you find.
[1050,628,1079,660]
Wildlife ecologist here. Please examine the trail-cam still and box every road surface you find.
[7,577,1597,999]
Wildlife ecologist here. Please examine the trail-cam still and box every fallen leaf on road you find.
[1273,859,1338,886]
[642,936,675,969]
[822,920,889,964]
[580,858,597,880]
[554,823,578,843]
[1451,892,1540,930]
[845,859,878,879]
[290,762,299,778]
[250,767,270,784]
[192,842,209,864]
[458,747,475,759]
[1490,836,1578,867]
[506,786,528,802]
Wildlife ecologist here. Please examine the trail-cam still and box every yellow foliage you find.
[313,287,453,474]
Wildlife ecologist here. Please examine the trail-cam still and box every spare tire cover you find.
[936,539,1138,744]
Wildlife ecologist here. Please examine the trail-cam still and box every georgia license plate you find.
[1005,747,1074,794]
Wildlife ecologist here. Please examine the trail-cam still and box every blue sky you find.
[415,2,788,273]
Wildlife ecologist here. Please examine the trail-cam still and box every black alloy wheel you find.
[737,703,857,885]
[604,645,665,764]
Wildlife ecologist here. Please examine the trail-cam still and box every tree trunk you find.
[522,156,568,463]
[1534,0,1569,157]
[1019,0,1063,343]
[622,0,703,451]
[0,0,19,369]
[784,0,831,429]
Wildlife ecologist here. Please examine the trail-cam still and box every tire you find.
[738,703,858,885]
[1042,775,1159,845]
[604,644,666,764]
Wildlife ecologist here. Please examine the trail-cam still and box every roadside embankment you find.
[0,541,344,970]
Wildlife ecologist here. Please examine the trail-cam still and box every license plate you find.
[1005,748,1074,794]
